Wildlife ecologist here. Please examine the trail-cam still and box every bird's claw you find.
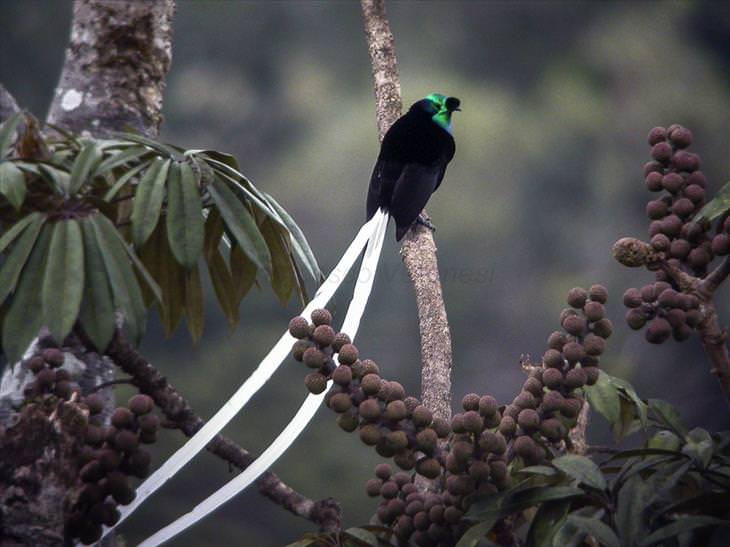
[416,214,436,232]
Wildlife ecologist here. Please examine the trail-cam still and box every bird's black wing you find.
[366,158,403,220]
[391,163,442,241]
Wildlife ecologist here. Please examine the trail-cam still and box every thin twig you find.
[700,255,730,297]
[568,401,590,455]
[88,378,135,393]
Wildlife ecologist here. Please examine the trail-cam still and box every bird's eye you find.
[445,97,461,111]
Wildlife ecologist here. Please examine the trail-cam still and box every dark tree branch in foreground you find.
[47,0,175,137]
[100,331,341,531]
[361,0,454,424]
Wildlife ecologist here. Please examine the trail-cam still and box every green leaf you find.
[647,430,682,451]
[646,460,692,509]
[2,223,52,362]
[0,212,44,305]
[566,514,620,547]
[41,220,85,343]
[103,161,149,202]
[616,473,653,545]
[90,214,146,344]
[525,500,571,547]
[260,217,295,304]
[94,145,149,176]
[154,223,185,336]
[694,181,730,222]
[103,214,162,304]
[520,465,560,477]
[585,370,621,426]
[552,455,607,490]
[203,207,224,258]
[612,396,644,442]
[468,485,584,521]
[610,374,648,428]
[208,176,271,273]
[262,191,322,282]
[203,207,238,327]
[0,212,42,253]
[648,399,689,437]
[113,132,180,157]
[131,158,170,246]
[551,507,603,547]
[639,516,730,546]
[605,448,686,463]
[456,514,501,547]
[230,241,257,302]
[184,266,204,343]
[78,217,116,351]
[166,161,204,268]
[37,163,69,194]
[0,161,26,209]
[69,139,102,194]
[0,112,22,158]
[207,160,278,218]
[206,243,239,327]
[682,427,714,468]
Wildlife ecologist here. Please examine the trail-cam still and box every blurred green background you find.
[3,1,730,545]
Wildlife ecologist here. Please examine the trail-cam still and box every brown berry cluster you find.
[65,393,159,545]
[23,347,78,401]
[289,294,610,546]
[495,285,610,465]
[623,282,701,344]
[644,125,713,276]
[289,310,505,545]
[289,308,346,394]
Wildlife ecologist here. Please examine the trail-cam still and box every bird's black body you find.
[367,95,459,241]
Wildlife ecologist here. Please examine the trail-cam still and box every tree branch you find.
[0,83,20,123]
[100,331,340,532]
[568,401,590,455]
[361,0,453,423]
[46,0,175,137]
[700,256,730,297]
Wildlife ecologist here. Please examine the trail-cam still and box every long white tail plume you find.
[138,210,390,547]
[95,213,383,543]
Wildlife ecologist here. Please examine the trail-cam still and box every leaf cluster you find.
[457,375,730,547]
[0,113,321,362]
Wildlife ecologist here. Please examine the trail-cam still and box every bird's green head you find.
[412,93,461,132]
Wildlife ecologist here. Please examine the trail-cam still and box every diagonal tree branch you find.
[361,0,453,423]
[99,331,341,531]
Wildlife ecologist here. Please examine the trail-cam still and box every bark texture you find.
[0,399,88,546]
[361,0,454,423]
[47,0,175,137]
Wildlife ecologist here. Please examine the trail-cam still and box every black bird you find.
[366,93,460,241]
